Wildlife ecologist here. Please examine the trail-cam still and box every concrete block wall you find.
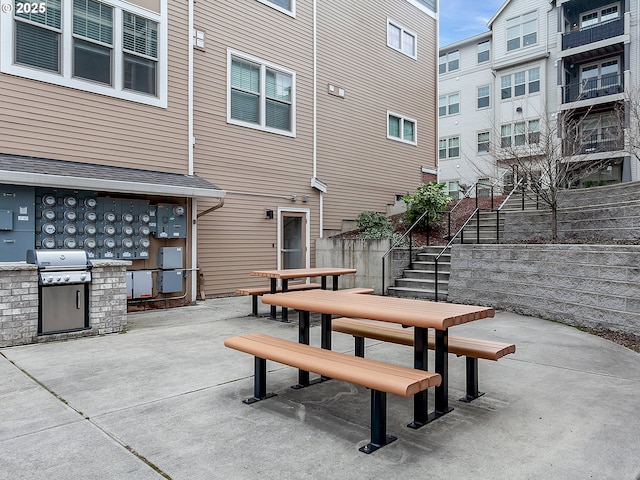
[0,263,38,347]
[504,182,640,242]
[447,244,640,335]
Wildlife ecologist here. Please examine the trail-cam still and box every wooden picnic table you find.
[250,267,356,321]
[261,289,495,427]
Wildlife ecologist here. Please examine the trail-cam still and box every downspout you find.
[188,0,196,300]
[313,0,323,237]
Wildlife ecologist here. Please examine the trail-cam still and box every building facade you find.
[438,0,638,198]
[0,0,438,301]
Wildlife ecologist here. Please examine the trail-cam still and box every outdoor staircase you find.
[387,246,451,300]
[387,189,545,299]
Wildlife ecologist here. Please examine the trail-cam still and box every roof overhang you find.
[0,154,226,199]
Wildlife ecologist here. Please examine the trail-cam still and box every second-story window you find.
[73,0,113,85]
[7,0,166,107]
[388,111,417,145]
[228,51,295,136]
[387,20,417,58]
[507,11,537,51]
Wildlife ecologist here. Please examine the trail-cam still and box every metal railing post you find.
[434,257,439,302]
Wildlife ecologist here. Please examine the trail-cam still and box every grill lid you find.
[26,249,92,270]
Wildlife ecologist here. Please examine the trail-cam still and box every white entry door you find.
[279,209,309,270]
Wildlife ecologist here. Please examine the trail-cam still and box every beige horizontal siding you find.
[0,2,189,174]
[193,1,317,295]
[316,0,438,230]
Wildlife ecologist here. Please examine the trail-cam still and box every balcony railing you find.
[562,73,623,103]
[563,133,624,155]
[562,17,624,49]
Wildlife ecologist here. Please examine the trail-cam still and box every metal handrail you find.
[433,208,480,301]
[381,207,450,294]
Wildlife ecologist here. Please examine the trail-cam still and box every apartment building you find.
[0,0,437,300]
[438,0,639,198]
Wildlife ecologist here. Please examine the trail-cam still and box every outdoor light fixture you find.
[302,195,309,203]
[265,209,274,219]
[291,195,297,202]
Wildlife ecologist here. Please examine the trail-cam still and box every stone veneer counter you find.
[0,259,130,347]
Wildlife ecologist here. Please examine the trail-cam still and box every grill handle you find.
[76,290,81,310]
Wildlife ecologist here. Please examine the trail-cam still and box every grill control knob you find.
[47,276,53,283]
[64,275,70,282]
[56,276,62,282]
[80,273,86,281]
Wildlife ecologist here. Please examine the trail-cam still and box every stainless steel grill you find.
[26,249,92,285]
[26,249,93,335]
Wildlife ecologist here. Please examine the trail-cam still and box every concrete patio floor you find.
[1,296,639,479]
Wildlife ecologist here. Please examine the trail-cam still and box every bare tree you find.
[487,105,618,241]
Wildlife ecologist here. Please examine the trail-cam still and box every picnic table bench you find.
[224,333,441,454]
[332,317,516,402]
[236,283,322,315]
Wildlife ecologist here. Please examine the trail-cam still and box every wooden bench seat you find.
[236,283,322,315]
[335,287,375,295]
[332,317,515,402]
[224,333,441,454]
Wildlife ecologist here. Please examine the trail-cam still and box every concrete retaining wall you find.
[447,244,640,335]
[315,238,410,294]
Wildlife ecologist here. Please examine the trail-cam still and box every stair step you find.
[387,286,448,300]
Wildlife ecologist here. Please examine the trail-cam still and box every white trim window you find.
[501,119,540,147]
[387,19,417,59]
[439,136,459,159]
[439,50,459,74]
[581,3,618,28]
[438,93,459,117]
[227,50,296,137]
[507,11,537,52]
[256,0,295,17]
[387,111,417,145]
[477,131,490,153]
[501,68,540,99]
[1,0,167,107]
[477,40,490,63]
[477,85,490,109]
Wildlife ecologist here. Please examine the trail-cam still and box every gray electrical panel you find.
[158,270,183,293]
[0,186,35,262]
[132,270,153,298]
[153,204,187,238]
[158,247,184,269]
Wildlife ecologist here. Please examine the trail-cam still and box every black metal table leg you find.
[434,329,453,417]
[292,310,310,388]
[408,326,429,429]
[321,276,327,289]
[332,274,339,291]
[269,278,277,320]
[281,278,289,322]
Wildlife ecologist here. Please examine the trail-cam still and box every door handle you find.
[76,290,81,309]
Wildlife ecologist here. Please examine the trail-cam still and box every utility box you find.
[158,270,183,293]
[153,204,187,238]
[158,247,183,269]
[132,270,153,298]
[0,186,35,262]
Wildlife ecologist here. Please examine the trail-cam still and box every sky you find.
[439,0,506,47]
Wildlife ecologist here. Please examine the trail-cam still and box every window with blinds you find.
[14,0,62,72]
[6,0,164,105]
[228,51,295,135]
[387,112,417,145]
[123,12,158,95]
[387,20,417,59]
[72,0,113,84]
